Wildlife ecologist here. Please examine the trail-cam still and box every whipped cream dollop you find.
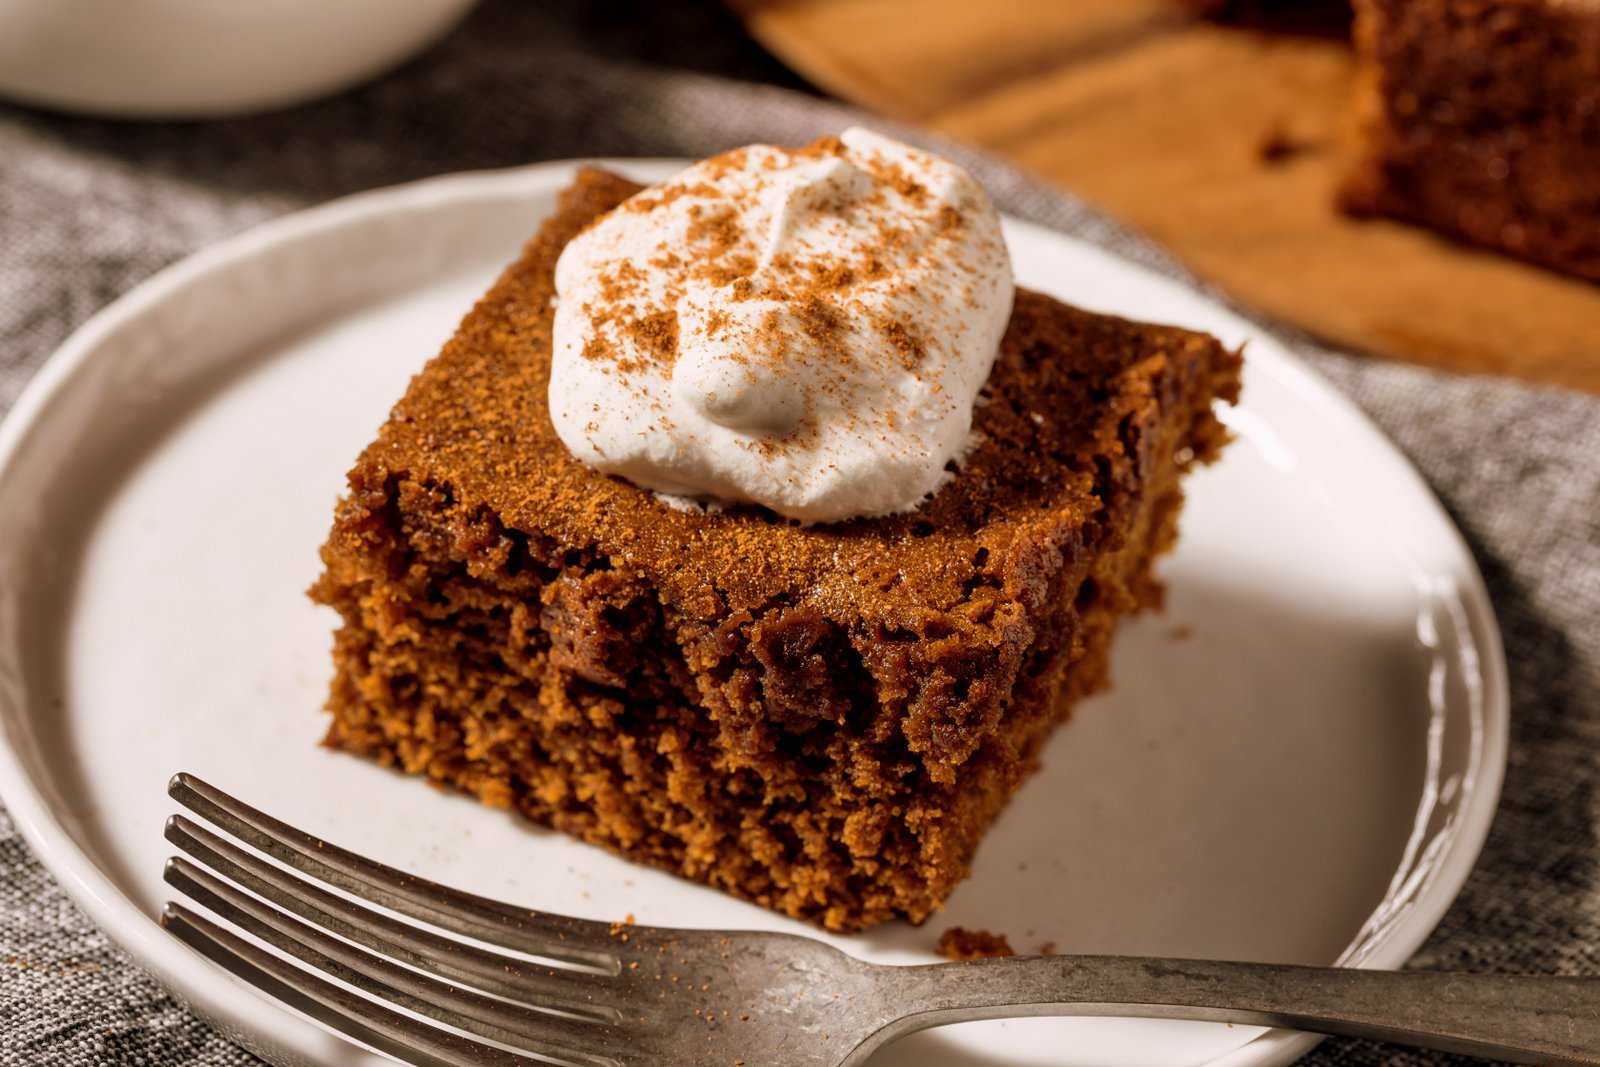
[548,128,1014,523]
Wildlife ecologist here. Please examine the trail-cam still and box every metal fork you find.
[160,773,1599,1067]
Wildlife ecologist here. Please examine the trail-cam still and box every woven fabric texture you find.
[2,3,1596,1064]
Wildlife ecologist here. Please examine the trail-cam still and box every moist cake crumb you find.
[937,927,1017,960]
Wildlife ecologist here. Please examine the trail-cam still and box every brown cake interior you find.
[312,168,1240,932]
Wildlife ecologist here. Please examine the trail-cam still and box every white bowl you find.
[0,0,479,119]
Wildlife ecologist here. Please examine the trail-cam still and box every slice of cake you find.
[312,135,1240,932]
[1340,0,1600,281]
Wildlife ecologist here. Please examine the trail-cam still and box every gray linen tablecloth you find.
[2,3,1597,1064]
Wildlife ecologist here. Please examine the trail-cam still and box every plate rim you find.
[0,158,1510,1067]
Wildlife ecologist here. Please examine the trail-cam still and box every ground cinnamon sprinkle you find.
[794,134,846,161]
[623,179,724,216]
[568,136,969,393]
[878,316,927,372]
[629,309,679,365]
[878,161,930,204]
[685,204,742,253]
[701,254,758,290]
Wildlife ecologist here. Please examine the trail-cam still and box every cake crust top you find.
[344,168,1238,624]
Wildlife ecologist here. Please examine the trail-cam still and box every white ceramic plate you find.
[0,161,1507,1067]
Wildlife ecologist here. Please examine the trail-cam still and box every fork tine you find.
[169,772,618,972]
[162,902,568,1067]
[164,815,623,1023]
[161,873,634,1067]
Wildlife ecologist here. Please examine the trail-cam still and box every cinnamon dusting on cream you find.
[547,128,1014,522]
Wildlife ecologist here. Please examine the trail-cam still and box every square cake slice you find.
[312,167,1241,932]
[1340,0,1600,282]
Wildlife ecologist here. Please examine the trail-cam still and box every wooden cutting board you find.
[731,0,1600,395]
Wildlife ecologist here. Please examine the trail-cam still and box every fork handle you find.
[866,955,1599,1065]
